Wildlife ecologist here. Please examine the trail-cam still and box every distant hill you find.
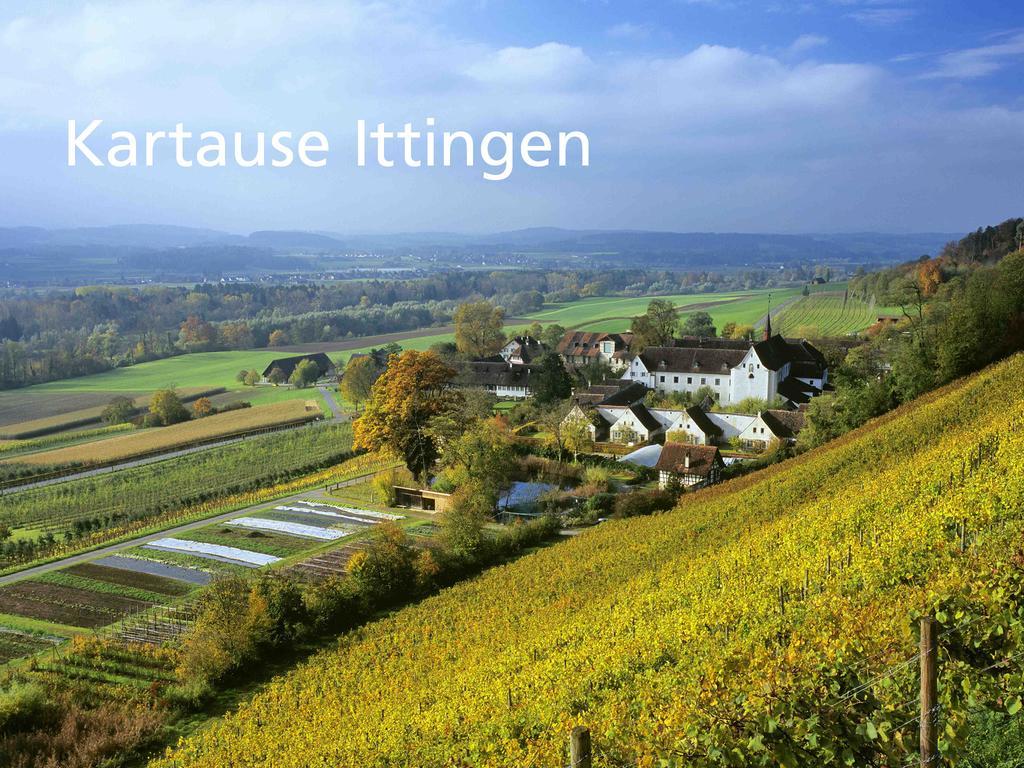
[0,224,963,284]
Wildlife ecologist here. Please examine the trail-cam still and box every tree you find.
[178,315,217,351]
[192,397,214,418]
[531,352,573,405]
[352,350,462,480]
[562,412,595,461]
[630,299,679,352]
[219,321,254,349]
[347,524,418,603]
[440,480,492,561]
[453,301,505,357]
[289,358,320,388]
[680,310,717,338]
[339,355,377,408]
[268,329,289,347]
[541,323,567,351]
[235,369,248,384]
[435,417,515,490]
[149,388,190,426]
[243,369,260,387]
[267,367,286,386]
[101,396,135,425]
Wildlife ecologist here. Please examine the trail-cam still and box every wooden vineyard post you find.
[570,726,592,768]
[920,616,938,767]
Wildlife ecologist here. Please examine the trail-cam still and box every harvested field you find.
[66,562,194,597]
[0,391,137,430]
[5,398,321,466]
[93,555,212,585]
[0,581,154,628]
[0,387,225,439]
[183,526,313,557]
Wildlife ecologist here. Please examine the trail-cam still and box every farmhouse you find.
[455,360,533,399]
[622,333,828,407]
[557,331,633,371]
[261,352,335,383]
[655,443,724,489]
[500,336,545,365]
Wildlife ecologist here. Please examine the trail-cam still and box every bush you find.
[580,465,613,494]
[348,524,418,604]
[371,466,415,506]
[0,680,48,735]
[612,489,676,519]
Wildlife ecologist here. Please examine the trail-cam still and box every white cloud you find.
[922,32,1024,79]
[465,43,593,88]
[846,7,915,27]
[786,33,829,55]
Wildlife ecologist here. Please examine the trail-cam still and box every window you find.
[660,375,665,383]
[701,378,706,385]
[715,378,720,385]
[673,376,679,383]
[687,377,692,384]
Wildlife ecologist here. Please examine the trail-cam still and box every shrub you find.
[612,488,676,519]
[371,466,415,506]
[348,524,418,604]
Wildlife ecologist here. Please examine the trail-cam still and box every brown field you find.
[0,581,153,628]
[5,398,322,467]
[0,387,225,439]
[65,563,193,597]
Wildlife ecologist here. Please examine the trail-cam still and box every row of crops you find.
[0,423,364,572]
[773,291,898,337]
[154,352,1024,767]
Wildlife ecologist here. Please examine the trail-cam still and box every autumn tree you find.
[454,301,505,357]
[178,315,217,352]
[353,350,462,480]
[192,397,214,418]
[149,388,190,426]
[268,329,289,347]
[630,299,679,352]
[219,321,254,349]
[339,354,378,408]
[267,367,286,386]
[243,369,260,386]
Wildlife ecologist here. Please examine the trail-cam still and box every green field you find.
[773,290,903,337]
[0,288,796,418]
[574,288,801,334]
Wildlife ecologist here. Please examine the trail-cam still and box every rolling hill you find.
[155,352,1024,767]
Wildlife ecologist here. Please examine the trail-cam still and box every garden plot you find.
[66,562,195,596]
[226,516,353,541]
[0,581,154,629]
[292,500,404,522]
[143,538,281,568]
[285,542,369,583]
[0,627,62,664]
[90,555,212,586]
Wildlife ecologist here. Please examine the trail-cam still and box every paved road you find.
[318,386,346,422]
[0,471,382,585]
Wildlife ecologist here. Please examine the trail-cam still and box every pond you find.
[498,480,560,512]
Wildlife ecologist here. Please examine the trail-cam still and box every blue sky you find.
[0,0,1021,234]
